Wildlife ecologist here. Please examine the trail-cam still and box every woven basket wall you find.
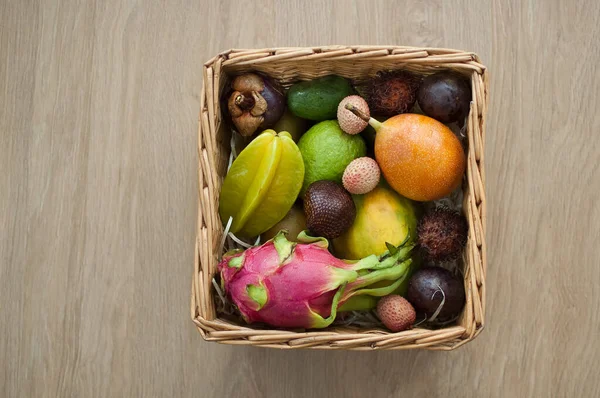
[193,46,488,350]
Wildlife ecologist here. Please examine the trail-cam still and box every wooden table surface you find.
[2,1,599,397]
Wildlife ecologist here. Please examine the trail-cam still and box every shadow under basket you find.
[193,46,488,350]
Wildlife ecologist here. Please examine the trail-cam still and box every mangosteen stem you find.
[235,93,255,111]
[345,103,382,131]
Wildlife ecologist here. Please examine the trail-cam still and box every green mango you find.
[271,108,308,142]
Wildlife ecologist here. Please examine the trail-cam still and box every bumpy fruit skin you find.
[375,114,466,201]
[417,207,468,262]
[218,231,415,329]
[304,181,355,239]
[366,71,421,116]
[377,295,416,332]
[342,157,380,194]
[337,95,369,135]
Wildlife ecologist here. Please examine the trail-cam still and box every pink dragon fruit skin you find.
[218,231,413,329]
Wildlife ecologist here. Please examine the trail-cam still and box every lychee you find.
[342,157,380,195]
[377,295,416,332]
[337,95,370,135]
[417,207,468,262]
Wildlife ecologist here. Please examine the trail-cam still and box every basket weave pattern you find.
[193,46,488,350]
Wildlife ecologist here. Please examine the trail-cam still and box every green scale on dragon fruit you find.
[218,231,414,329]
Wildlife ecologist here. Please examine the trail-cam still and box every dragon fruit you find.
[218,231,413,329]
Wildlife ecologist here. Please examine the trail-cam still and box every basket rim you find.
[193,45,489,351]
[204,45,485,66]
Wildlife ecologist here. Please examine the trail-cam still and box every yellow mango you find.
[333,185,418,260]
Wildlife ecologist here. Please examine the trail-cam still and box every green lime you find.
[297,120,366,195]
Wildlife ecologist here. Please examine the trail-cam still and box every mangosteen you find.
[303,180,355,239]
[417,71,471,125]
[227,73,286,136]
[417,207,468,262]
[406,266,466,321]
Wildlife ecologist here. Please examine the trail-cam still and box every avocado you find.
[287,75,355,121]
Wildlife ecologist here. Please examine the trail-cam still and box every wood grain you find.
[1,0,599,396]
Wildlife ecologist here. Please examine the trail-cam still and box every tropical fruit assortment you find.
[217,70,472,332]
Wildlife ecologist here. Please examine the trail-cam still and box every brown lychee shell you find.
[365,71,421,116]
[417,207,468,262]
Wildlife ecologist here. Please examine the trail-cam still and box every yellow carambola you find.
[219,130,304,238]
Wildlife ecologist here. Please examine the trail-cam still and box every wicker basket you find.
[193,46,488,350]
